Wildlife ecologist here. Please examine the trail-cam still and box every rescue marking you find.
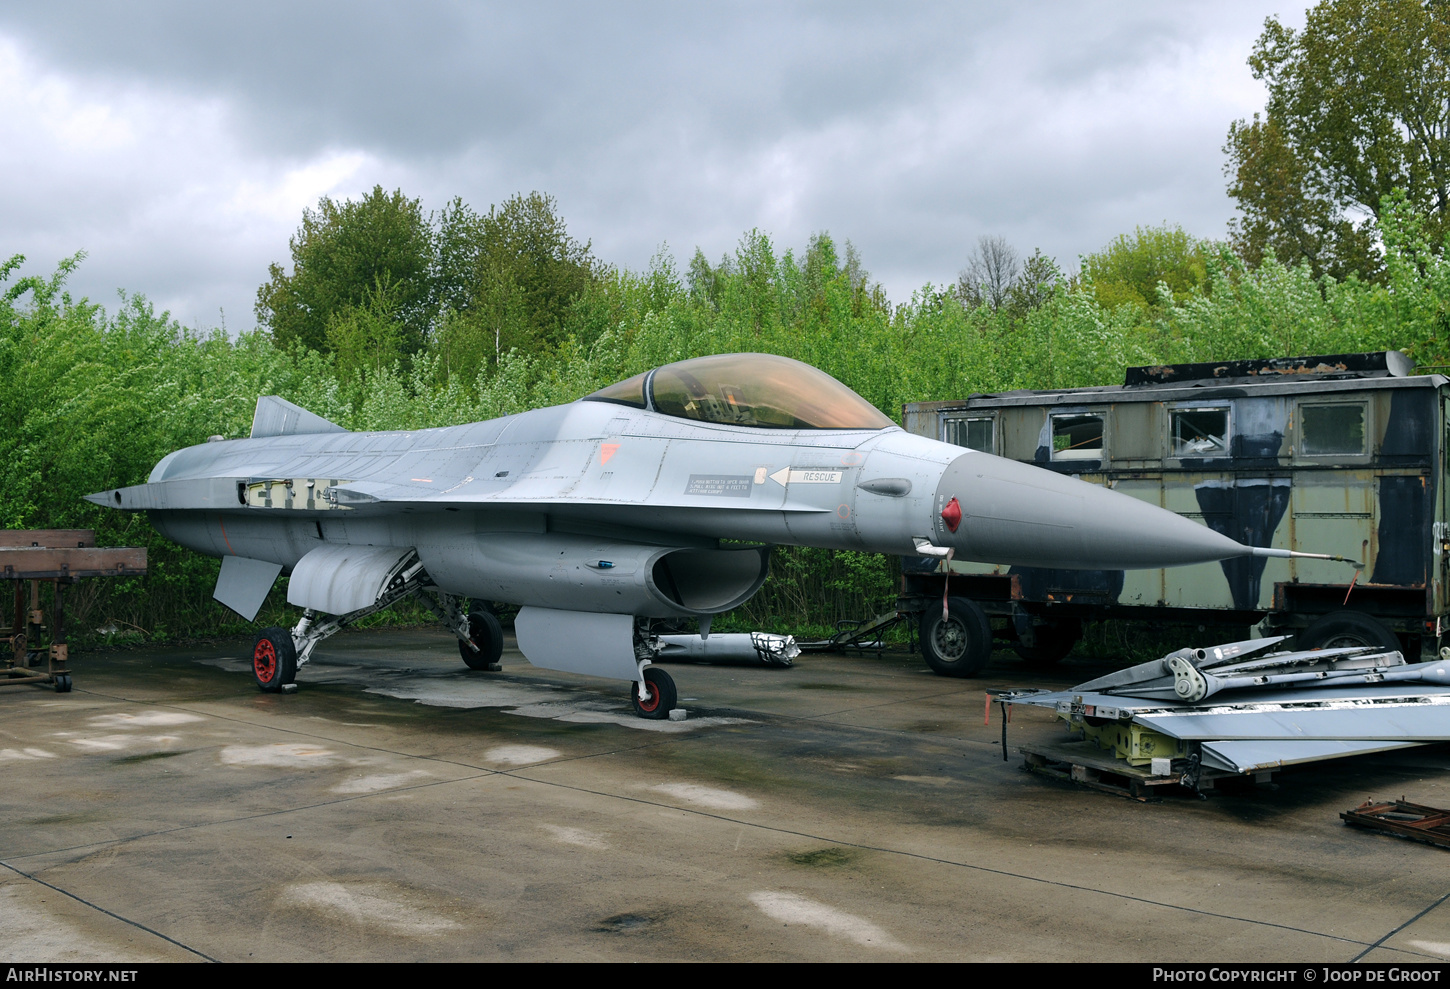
[769,468,843,486]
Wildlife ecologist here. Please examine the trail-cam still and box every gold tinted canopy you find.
[584,353,894,430]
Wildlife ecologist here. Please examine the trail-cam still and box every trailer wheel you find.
[1013,619,1082,667]
[919,596,992,677]
[1297,611,1400,654]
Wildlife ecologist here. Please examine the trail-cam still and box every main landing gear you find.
[249,551,497,693]
[459,610,504,671]
[246,553,672,719]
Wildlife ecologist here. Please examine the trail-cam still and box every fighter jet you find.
[87,353,1311,718]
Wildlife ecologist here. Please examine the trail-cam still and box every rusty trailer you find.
[2,529,147,692]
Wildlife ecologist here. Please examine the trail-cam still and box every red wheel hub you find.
[636,678,662,713]
[254,639,277,683]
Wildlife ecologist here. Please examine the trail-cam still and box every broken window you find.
[1171,408,1229,457]
[944,416,995,454]
[1300,403,1365,456]
[1051,413,1104,461]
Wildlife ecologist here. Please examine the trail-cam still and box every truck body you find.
[898,352,1447,673]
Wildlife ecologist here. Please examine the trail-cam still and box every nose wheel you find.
[631,667,677,719]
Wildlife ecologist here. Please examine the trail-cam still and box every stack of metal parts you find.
[1007,635,1450,781]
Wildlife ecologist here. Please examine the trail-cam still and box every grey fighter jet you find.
[87,353,1312,718]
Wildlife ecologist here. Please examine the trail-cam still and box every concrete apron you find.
[1,629,1448,963]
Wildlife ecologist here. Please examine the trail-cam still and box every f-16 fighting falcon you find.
[87,353,1321,718]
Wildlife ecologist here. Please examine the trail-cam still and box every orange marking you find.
[601,443,620,465]
[218,515,234,555]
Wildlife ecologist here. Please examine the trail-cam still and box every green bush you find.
[5,194,1448,643]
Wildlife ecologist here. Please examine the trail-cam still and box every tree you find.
[954,237,1060,317]
[323,276,407,382]
[430,192,600,381]
[1079,225,1213,310]
[1226,0,1450,279]
[956,235,1020,309]
[256,186,435,355]
[1007,249,1061,313]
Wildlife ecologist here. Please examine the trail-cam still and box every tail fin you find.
[250,396,348,438]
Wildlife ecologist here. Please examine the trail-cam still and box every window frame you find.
[1168,405,1232,460]
[1049,409,1107,462]
[1295,400,1370,460]
[942,414,997,454]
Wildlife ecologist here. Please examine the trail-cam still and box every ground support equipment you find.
[1,530,147,692]
[1017,736,1247,801]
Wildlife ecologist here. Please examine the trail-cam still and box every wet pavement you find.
[2,630,1448,963]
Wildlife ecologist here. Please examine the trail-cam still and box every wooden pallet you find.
[1019,737,1243,800]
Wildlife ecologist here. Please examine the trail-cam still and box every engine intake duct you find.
[417,533,770,617]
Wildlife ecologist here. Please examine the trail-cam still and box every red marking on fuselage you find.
[218,515,235,555]
[601,443,620,465]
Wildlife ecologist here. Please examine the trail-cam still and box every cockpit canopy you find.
[583,353,895,430]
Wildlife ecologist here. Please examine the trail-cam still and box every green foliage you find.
[324,275,407,383]
[429,191,601,383]
[1078,225,1214,311]
[1226,0,1450,279]
[9,190,1450,642]
[256,185,436,355]
[0,252,335,639]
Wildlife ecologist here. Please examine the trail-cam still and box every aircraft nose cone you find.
[933,451,1250,570]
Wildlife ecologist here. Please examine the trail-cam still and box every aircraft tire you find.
[252,627,297,692]
[1297,610,1400,654]
[920,596,992,677]
[631,667,676,719]
[1012,619,1082,668]
[460,611,504,670]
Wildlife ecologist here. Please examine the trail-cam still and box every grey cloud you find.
[0,1,1289,328]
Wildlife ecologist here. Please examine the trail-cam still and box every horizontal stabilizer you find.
[251,396,348,439]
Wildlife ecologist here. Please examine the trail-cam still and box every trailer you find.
[898,352,1447,676]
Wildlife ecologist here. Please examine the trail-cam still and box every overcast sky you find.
[0,2,1302,331]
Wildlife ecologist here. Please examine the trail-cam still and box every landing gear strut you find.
[249,550,493,692]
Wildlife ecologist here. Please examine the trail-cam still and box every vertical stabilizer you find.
[251,396,348,438]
